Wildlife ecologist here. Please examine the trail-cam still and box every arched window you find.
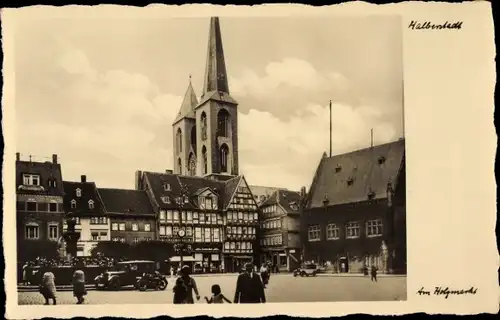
[200,112,207,140]
[188,153,196,176]
[178,158,182,175]
[191,126,197,151]
[220,143,229,173]
[176,128,183,152]
[217,109,230,137]
[202,146,208,174]
[88,200,95,210]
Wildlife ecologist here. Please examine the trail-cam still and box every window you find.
[166,226,172,236]
[159,210,166,221]
[25,223,39,239]
[230,242,235,250]
[26,201,37,212]
[366,219,383,237]
[346,222,360,239]
[201,112,208,140]
[161,196,170,204]
[217,214,223,224]
[204,228,211,242]
[48,223,58,240]
[71,199,76,209]
[188,152,196,176]
[243,213,249,221]
[76,188,82,197]
[184,196,189,204]
[213,228,220,242]
[111,223,118,231]
[205,197,213,209]
[91,231,108,241]
[163,183,171,191]
[238,212,243,220]
[173,211,179,222]
[308,225,321,241]
[159,226,166,236]
[202,146,208,175]
[176,128,183,152]
[254,212,258,221]
[48,179,58,188]
[23,174,40,186]
[90,217,107,224]
[145,224,151,232]
[119,223,126,231]
[186,226,193,236]
[132,223,139,231]
[220,144,229,173]
[193,212,199,223]
[224,242,229,250]
[88,200,95,209]
[326,224,340,240]
[178,158,182,175]
[187,211,193,222]
[195,227,202,242]
[199,213,205,224]
[217,109,230,137]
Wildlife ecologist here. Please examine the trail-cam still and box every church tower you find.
[195,17,239,178]
[172,78,199,176]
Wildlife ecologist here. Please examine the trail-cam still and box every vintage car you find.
[293,264,318,277]
[94,260,157,290]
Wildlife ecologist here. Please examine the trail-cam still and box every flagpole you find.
[329,100,332,157]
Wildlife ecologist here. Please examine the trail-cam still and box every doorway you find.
[339,257,349,273]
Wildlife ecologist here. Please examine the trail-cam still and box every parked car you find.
[94,260,157,290]
[293,264,318,277]
[135,271,168,291]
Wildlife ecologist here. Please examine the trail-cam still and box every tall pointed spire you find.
[203,17,230,94]
[173,76,199,124]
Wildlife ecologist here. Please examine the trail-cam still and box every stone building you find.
[16,153,65,261]
[62,175,108,257]
[259,189,302,272]
[301,139,406,274]
[97,188,156,244]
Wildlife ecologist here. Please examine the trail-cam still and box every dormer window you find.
[335,165,342,173]
[23,174,40,186]
[176,197,182,205]
[88,200,95,209]
[70,199,76,209]
[184,196,189,204]
[48,179,57,188]
[289,202,299,211]
[76,188,82,197]
[347,177,354,186]
[163,183,171,191]
[161,196,170,204]
[378,156,387,165]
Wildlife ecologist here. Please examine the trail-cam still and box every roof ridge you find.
[327,139,404,159]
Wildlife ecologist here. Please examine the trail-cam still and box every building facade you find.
[62,175,109,257]
[97,188,156,244]
[301,139,406,274]
[16,153,65,262]
[259,189,302,272]
[249,185,288,205]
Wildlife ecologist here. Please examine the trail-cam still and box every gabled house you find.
[259,189,302,272]
[97,188,156,244]
[301,139,406,274]
[136,170,260,273]
[62,175,107,257]
[16,153,65,261]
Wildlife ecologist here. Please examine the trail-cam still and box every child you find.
[204,284,232,304]
[40,271,57,305]
[72,269,87,304]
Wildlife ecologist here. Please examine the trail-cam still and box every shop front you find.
[223,254,253,273]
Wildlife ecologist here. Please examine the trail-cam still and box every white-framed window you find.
[25,223,39,239]
[166,226,173,236]
[90,217,107,224]
[224,242,229,250]
[48,201,58,212]
[346,222,361,239]
[119,223,126,231]
[144,224,151,232]
[213,228,220,242]
[366,219,383,237]
[161,196,170,204]
[48,223,59,240]
[111,223,118,231]
[132,223,139,231]
[195,227,202,242]
[163,183,171,191]
[173,211,179,221]
[23,174,40,186]
[159,210,166,221]
[91,231,108,241]
[70,199,76,209]
[326,224,340,240]
[159,226,166,236]
[88,200,95,209]
[308,225,321,241]
[76,188,82,197]
[26,200,37,212]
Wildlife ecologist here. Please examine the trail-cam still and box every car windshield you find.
[305,264,317,269]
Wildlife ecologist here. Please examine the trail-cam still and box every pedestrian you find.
[371,265,378,282]
[234,262,266,303]
[22,262,29,285]
[72,269,87,304]
[39,271,57,305]
[259,264,269,288]
[204,284,232,304]
[173,265,200,304]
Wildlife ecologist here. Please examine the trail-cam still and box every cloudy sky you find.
[14,15,404,191]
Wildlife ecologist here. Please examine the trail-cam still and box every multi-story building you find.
[259,189,302,272]
[97,188,156,244]
[16,153,65,262]
[62,175,109,257]
[301,139,406,274]
[134,16,261,273]
[249,185,288,205]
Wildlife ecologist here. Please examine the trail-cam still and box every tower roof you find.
[173,80,199,124]
[198,17,238,107]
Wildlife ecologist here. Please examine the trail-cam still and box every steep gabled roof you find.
[97,188,155,216]
[173,81,199,125]
[63,181,105,216]
[261,189,301,214]
[16,160,64,196]
[222,176,242,209]
[306,139,405,209]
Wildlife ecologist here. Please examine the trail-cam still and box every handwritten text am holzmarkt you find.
[409,20,463,30]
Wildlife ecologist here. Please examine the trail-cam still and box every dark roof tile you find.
[16,161,64,196]
[97,188,155,216]
[62,181,105,216]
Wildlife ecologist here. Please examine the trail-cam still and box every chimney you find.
[135,170,143,190]
[16,153,20,161]
[165,169,173,174]
[52,154,58,164]
[81,175,87,183]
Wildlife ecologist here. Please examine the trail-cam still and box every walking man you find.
[234,262,266,303]
[371,265,378,282]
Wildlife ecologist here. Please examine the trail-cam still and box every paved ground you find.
[18,274,407,305]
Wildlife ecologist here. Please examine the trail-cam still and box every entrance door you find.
[339,257,349,273]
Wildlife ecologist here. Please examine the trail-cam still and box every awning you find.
[168,256,199,262]
[231,256,252,259]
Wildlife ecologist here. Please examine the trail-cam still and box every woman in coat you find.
[40,271,57,305]
[173,265,200,304]
[72,270,87,304]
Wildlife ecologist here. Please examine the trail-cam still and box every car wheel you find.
[110,278,121,291]
[158,280,167,291]
[138,281,148,292]
[300,271,306,277]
